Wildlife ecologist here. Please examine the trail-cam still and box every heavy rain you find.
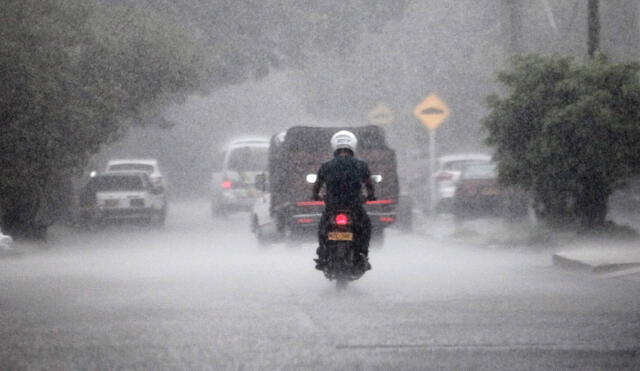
[2,1,640,369]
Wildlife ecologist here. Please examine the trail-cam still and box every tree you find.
[0,0,407,238]
[483,55,640,231]
[0,0,203,238]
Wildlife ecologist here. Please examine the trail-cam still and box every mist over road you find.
[1,200,639,369]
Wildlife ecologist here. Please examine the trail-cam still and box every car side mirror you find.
[255,173,267,192]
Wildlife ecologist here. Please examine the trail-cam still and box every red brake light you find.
[379,216,395,223]
[335,213,348,225]
[436,172,454,181]
[221,180,232,189]
[365,199,393,205]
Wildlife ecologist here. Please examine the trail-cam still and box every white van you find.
[211,138,270,216]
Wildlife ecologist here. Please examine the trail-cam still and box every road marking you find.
[336,343,640,352]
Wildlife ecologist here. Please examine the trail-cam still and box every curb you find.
[552,253,640,274]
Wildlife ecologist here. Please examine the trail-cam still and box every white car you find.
[0,228,14,253]
[250,177,282,245]
[432,153,492,211]
[79,172,166,226]
[211,137,270,216]
[105,159,166,189]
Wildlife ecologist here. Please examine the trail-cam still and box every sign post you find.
[413,93,451,212]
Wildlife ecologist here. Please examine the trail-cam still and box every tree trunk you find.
[1,185,49,240]
[534,183,575,229]
[575,176,608,231]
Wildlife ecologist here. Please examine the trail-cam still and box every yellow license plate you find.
[481,187,498,195]
[328,232,353,241]
[105,199,119,208]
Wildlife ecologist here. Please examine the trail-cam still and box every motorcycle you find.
[319,209,369,290]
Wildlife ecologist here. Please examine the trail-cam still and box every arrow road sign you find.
[413,93,451,130]
[367,103,394,126]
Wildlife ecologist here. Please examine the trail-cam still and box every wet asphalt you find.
[1,200,639,370]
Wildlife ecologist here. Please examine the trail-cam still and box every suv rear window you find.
[90,175,145,191]
[108,164,155,173]
[462,164,497,179]
[227,147,268,172]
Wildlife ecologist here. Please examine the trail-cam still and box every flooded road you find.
[1,200,639,370]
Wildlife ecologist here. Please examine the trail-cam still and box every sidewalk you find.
[552,244,640,274]
[412,210,640,277]
[552,210,640,276]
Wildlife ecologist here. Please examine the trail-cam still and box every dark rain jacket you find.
[312,154,375,210]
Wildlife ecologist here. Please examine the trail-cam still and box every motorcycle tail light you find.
[335,213,348,225]
[221,180,232,189]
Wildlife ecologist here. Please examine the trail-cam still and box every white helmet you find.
[330,130,358,153]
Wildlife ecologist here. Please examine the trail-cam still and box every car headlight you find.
[306,174,317,183]
[371,174,383,183]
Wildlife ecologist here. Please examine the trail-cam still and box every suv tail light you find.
[436,172,454,181]
[221,180,232,189]
[335,213,349,225]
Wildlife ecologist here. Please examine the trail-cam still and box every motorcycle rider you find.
[312,130,376,271]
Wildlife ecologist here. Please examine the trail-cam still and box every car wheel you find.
[370,228,385,249]
[285,227,307,248]
[452,210,465,227]
[252,216,265,245]
[157,206,167,226]
[396,195,414,232]
[211,201,228,218]
[153,212,165,228]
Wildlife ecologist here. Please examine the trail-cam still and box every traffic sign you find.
[413,93,450,130]
[367,103,394,126]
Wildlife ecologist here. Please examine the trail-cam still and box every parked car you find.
[105,158,166,189]
[0,227,14,253]
[211,137,270,216]
[452,162,528,223]
[432,153,491,212]
[78,171,166,226]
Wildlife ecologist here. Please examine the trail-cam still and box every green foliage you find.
[483,55,640,230]
[0,0,203,237]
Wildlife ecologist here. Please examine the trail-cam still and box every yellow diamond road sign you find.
[413,93,450,130]
[367,103,393,126]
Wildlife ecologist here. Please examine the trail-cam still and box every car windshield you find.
[90,175,145,191]
[462,164,497,179]
[227,147,268,172]
[108,163,155,173]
